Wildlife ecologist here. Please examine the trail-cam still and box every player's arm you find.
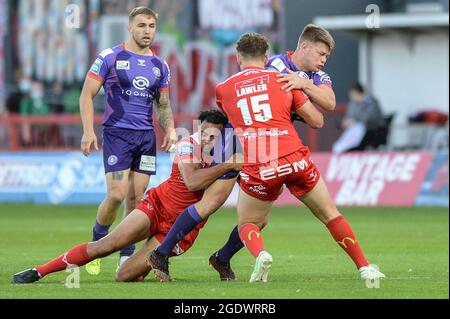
[79,76,102,156]
[156,91,177,152]
[277,69,336,112]
[292,90,324,129]
[178,159,240,192]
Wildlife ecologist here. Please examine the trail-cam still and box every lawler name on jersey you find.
[88,43,170,130]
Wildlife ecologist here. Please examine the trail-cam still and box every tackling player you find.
[80,7,177,275]
[12,110,240,284]
[147,24,339,282]
[215,33,385,283]
[268,23,336,112]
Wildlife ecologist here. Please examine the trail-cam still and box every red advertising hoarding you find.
[274,152,434,206]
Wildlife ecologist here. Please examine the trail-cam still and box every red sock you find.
[239,224,265,258]
[326,215,369,269]
[36,243,91,277]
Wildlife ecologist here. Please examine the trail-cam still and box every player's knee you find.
[107,189,127,204]
[197,195,227,218]
[115,268,130,282]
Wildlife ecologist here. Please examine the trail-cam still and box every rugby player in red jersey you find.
[146,25,338,283]
[215,33,385,283]
[12,110,241,284]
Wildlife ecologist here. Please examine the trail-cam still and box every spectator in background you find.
[332,83,385,153]
[63,85,82,114]
[44,82,65,146]
[46,82,65,114]
[6,73,30,115]
[19,81,49,146]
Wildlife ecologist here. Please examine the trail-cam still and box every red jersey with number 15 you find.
[216,67,310,165]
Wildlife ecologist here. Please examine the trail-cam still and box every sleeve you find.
[87,50,113,84]
[265,57,288,74]
[174,139,201,164]
[215,84,223,110]
[312,71,332,87]
[291,89,310,112]
[159,59,170,92]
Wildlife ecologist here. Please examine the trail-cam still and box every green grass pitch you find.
[0,204,448,299]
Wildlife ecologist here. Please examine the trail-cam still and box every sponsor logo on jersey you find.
[133,76,150,90]
[177,142,194,156]
[116,60,130,70]
[269,58,287,72]
[152,66,161,78]
[90,58,103,75]
[137,59,146,67]
[242,129,289,141]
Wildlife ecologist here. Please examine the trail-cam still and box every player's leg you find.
[236,189,273,283]
[155,177,236,255]
[12,209,151,284]
[118,129,156,266]
[118,171,150,266]
[210,186,284,281]
[86,169,131,275]
[296,177,385,280]
[116,236,160,282]
[147,177,236,281]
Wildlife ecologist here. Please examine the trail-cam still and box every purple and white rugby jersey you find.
[266,51,332,87]
[87,43,170,130]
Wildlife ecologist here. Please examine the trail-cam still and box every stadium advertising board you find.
[416,152,449,207]
[0,151,445,207]
[0,152,171,205]
[275,152,435,206]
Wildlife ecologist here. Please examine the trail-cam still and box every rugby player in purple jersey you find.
[79,7,177,275]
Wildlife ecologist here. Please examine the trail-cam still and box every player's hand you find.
[81,131,98,157]
[276,69,312,92]
[161,127,178,152]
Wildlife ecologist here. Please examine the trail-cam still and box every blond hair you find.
[129,7,158,22]
[299,24,335,51]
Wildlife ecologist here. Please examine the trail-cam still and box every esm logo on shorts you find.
[259,158,309,181]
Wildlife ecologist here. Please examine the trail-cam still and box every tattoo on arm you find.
[111,171,124,181]
[156,91,175,133]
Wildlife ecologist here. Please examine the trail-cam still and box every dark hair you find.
[299,24,335,51]
[350,83,365,94]
[236,32,269,59]
[129,7,158,22]
[198,109,228,126]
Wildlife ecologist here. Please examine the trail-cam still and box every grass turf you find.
[0,204,448,299]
